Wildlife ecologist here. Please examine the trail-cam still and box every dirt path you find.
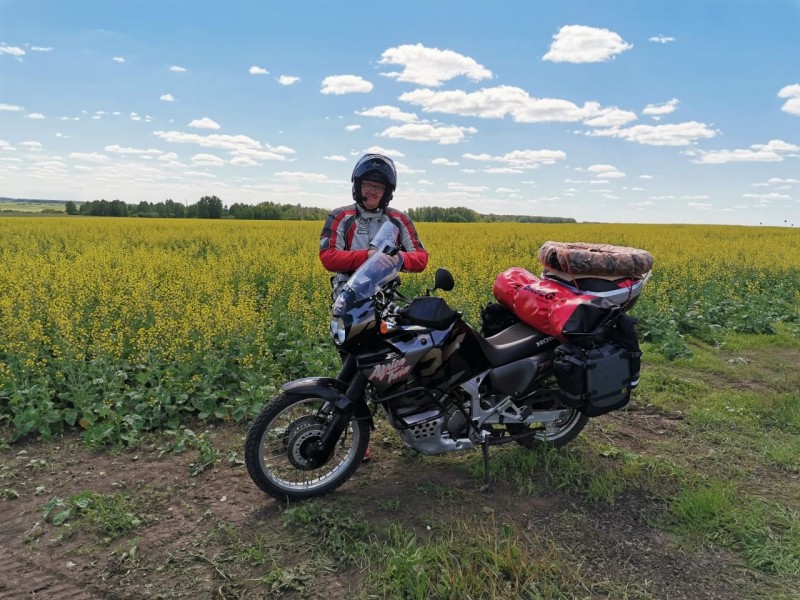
[0,413,789,599]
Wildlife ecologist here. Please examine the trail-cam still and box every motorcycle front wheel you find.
[508,409,589,449]
[244,393,370,502]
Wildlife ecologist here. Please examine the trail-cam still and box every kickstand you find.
[481,436,491,493]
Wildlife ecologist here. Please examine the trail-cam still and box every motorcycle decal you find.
[369,357,412,384]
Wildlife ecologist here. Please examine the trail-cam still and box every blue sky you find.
[1,0,798,225]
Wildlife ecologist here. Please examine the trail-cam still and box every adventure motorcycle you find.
[245,223,649,501]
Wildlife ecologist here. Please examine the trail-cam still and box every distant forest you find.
[22,196,576,224]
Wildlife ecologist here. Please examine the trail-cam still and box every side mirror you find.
[434,267,455,292]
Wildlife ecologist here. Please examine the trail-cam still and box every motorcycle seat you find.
[476,322,556,368]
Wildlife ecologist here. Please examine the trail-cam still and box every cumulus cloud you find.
[693,139,800,164]
[380,122,476,145]
[0,103,23,111]
[278,75,300,85]
[170,65,186,72]
[543,25,633,63]
[0,44,25,57]
[357,105,419,122]
[778,84,800,116]
[321,75,373,95]
[463,149,567,170]
[191,153,226,166]
[432,158,459,166]
[649,35,676,44]
[400,85,611,124]
[582,107,638,127]
[105,145,162,155]
[345,124,361,131]
[324,155,348,161]
[587,164,625,178]
[112,56,125,63]
[188,117,221,130]
[587,121,717,146]
[26,113,45,119]
[274,171,330,182]
[249,65,269,75]
[643,98,679,117]
[378,43,492,87]
[160,93,175,102]
[153,130,295,163]
[69,152,110,163]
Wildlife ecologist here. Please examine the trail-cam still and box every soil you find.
[0,410,789,600]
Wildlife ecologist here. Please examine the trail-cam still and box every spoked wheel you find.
[244,393,369,501]
[507,409,589,449]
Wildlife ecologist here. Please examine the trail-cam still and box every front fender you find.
[282,376,372,424]
[282,377,348,401]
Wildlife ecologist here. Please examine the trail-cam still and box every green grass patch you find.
[664,481,800,577]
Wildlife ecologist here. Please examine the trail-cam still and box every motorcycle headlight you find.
[330,317,346,345]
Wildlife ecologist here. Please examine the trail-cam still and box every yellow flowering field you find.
[1,217,798,444]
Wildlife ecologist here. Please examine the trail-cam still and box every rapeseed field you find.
[1,217,798,444]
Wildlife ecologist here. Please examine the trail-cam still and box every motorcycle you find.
[245,223,648,501]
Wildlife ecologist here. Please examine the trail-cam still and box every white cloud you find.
[582,107,638,127]
[587,164,625,178]
[324,155,348,161]
[188,117,221,130]
[278,75,300,85]
[380,122,476,145]
[587,121,717,146]
[778,84,800,116]
[694,139,800,164]
[463,149,567,170]
[363,146,405,158]
[357,105,419,122]
[160,93,175,102]
[432,158,459,166]
[112,56,125,63]
[0,140,15,150]
[191,153,226,166]
[378,43,493,87]
[21,141,42,149]
[400,85,611,125]
[30,46,53,52]
[170,65,186,73]
[321,75,373,95]
[543,25,633,63]
[26,112,45,119]
[0,44,25,57]
[249,65,269,75]
[742,192,791,201]
[345,124,361,131]
[649,35,676,44]
[0,103,23,111]
[153,130,295,162]
[643,98,679,117]
[105,145,162,155]
[69,152,110,163]
[273,171,330,182]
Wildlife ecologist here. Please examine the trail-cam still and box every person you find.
[319,153,428,461]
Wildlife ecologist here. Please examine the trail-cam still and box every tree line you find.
[67,198,574,223]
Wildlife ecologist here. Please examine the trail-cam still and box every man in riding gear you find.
[319,153,428,461]
[320,153,428,301]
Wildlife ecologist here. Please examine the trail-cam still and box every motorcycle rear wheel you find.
[245,393,369,501]
[508,409,588,449]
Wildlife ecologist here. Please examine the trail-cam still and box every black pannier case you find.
[553,342,636,416]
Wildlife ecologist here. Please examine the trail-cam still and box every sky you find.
[1,0,799,226]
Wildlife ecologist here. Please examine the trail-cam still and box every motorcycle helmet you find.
[351,153,397,209]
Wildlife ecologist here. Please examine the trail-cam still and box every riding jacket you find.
[319,203,428,298]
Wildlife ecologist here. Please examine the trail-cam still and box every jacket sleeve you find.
[391,212,429,273]
[319,209,370,273]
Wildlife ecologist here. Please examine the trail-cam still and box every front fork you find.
[310,362,370,465]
